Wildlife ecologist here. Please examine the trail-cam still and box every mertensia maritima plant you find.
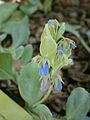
[0,19,90,120]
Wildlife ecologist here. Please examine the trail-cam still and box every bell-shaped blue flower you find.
[48,20,52,26]
[40,80,50,92]
[58,47,65,53]
[57,47,66,55]
[54,80,62,92]
[48,19,58,27]
[70,44,77,49]
[39,62,49,76]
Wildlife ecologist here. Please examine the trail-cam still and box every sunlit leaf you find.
[40,24,57,63]
[0,90,34,120]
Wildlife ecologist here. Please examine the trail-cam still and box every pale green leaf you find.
[18,62,43,106]
[27,0,40,5]
[1,16,30,48]
[15,46,24,60]
[60,117,67,120]
[0,33,7,42]
[10,10,25,20]
[20,5,38,15]
[40,24,57,62]
[56,23,65,41]
[27,0,43,9]
[85,117,90,120]
[0,52,15,80]
[66,87,90,120]
[43,0,52,13]
[21,44,33,65]
[25,103,40,120]
[32,104,52,120]
[65,23,90,53]
[0,3,18,24]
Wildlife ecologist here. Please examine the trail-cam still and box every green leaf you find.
[0,33,7,42]
[32,104,52,120]
[52,119,58,120]
[60,117,67,120]
[47,19,59,40]
[85,117,90,120]
[0,52,15,80]
[56,23,65,41]
[1,16,30,48]
[52,116,67,120]
[66,87,90,120]
[53,116,67,120]
[15,46,24,60]
[25,103,40,120]
[47,19,65,41]
[30,114,40,120]
[20,0,43,15]
[65,24,81,31]
[43,0,52,14]
[10,10,25,20]
[0,90,34,120]
[21,44,33,65]
[40,24,57,63]
[27,0,43,9]
[0,3,18,24]
[52,54,68,71]
[27,0,40,5]
[20,5,38,15]
[65,23,90,53]
[18,62,43,106]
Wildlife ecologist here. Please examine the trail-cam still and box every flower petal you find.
[70,44,77,49]
[57,47,65,55]
[48,20,52,26]
[39,62,49,76]
[40,80,50,92]
[54,80,62,92]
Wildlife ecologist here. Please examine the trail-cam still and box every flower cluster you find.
[39,61,62,93]
[37,19,77,94]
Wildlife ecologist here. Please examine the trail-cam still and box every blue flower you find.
[58,47,65,53]
[39,62,49,76]
[52,111,58,117]
[40,80,50,92]
[48,19,58,27]
[58,47,65,54]
[70,44,77,49]
[54,80,62,92]
[48,20,52,26]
